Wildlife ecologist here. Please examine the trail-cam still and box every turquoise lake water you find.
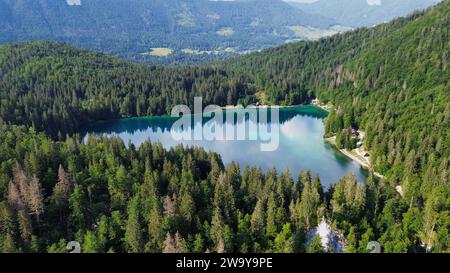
[82,105,368,187]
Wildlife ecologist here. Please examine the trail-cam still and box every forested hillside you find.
[289,0,441,28]
[0,0,448,253]
[0,0,336,64]
[1,121,447,253]
[0,42,259,137]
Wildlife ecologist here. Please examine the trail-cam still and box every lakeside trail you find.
[311,99,387,180]
[325,136,386,180]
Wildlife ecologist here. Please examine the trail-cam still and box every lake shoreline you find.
[221,104,305,110]
[84,104,328,128]
[82,102,385,180]
[324,137,385,179]
[309,99,386,179]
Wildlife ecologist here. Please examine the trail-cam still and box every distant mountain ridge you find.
[0,0,336,64]
[288,0,442,27]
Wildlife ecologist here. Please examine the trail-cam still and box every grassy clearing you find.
[288,25,340,40]
[147,48,173,57]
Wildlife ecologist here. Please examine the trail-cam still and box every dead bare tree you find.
[28,175,44,222]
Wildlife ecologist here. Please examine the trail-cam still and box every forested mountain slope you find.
[0,42,256,137]
[0,0,448,253]
[289,0,441,28]
[0,0,336,64]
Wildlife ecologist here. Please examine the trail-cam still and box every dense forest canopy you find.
[0,0,448,253]
[0,42,259,137]
[0,122,447,253]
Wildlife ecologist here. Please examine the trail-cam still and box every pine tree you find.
[145,206,163,253]
[273,224,294,253]
[210,208,225,251]
[265,194,278,239]
[174,232,187,253]
[213,173,236,226]
[7,181,24,211]
[13,161,29,207]
[17,209,32,242]
[216,237,225,253]
[251,199,265,242]
[345,226,358,253]
[69,184,87,230]
[28,176,44,222]
[163,195,177,217]
[163,232,186,253]
[420,194,438,252]
[331,174,366,224]
[124,196,143,253]
[179,189,195,225]
[236,212,252,253]
[306,235,324,253]
[53,165,72,206]
[97,215,109,252]
[163,232,177,253]
[83,230,101,253]
[2,233,18,253]
[193,233,204,253]
[298,175,320,230]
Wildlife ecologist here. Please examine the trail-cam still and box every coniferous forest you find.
[0,1,448,253]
